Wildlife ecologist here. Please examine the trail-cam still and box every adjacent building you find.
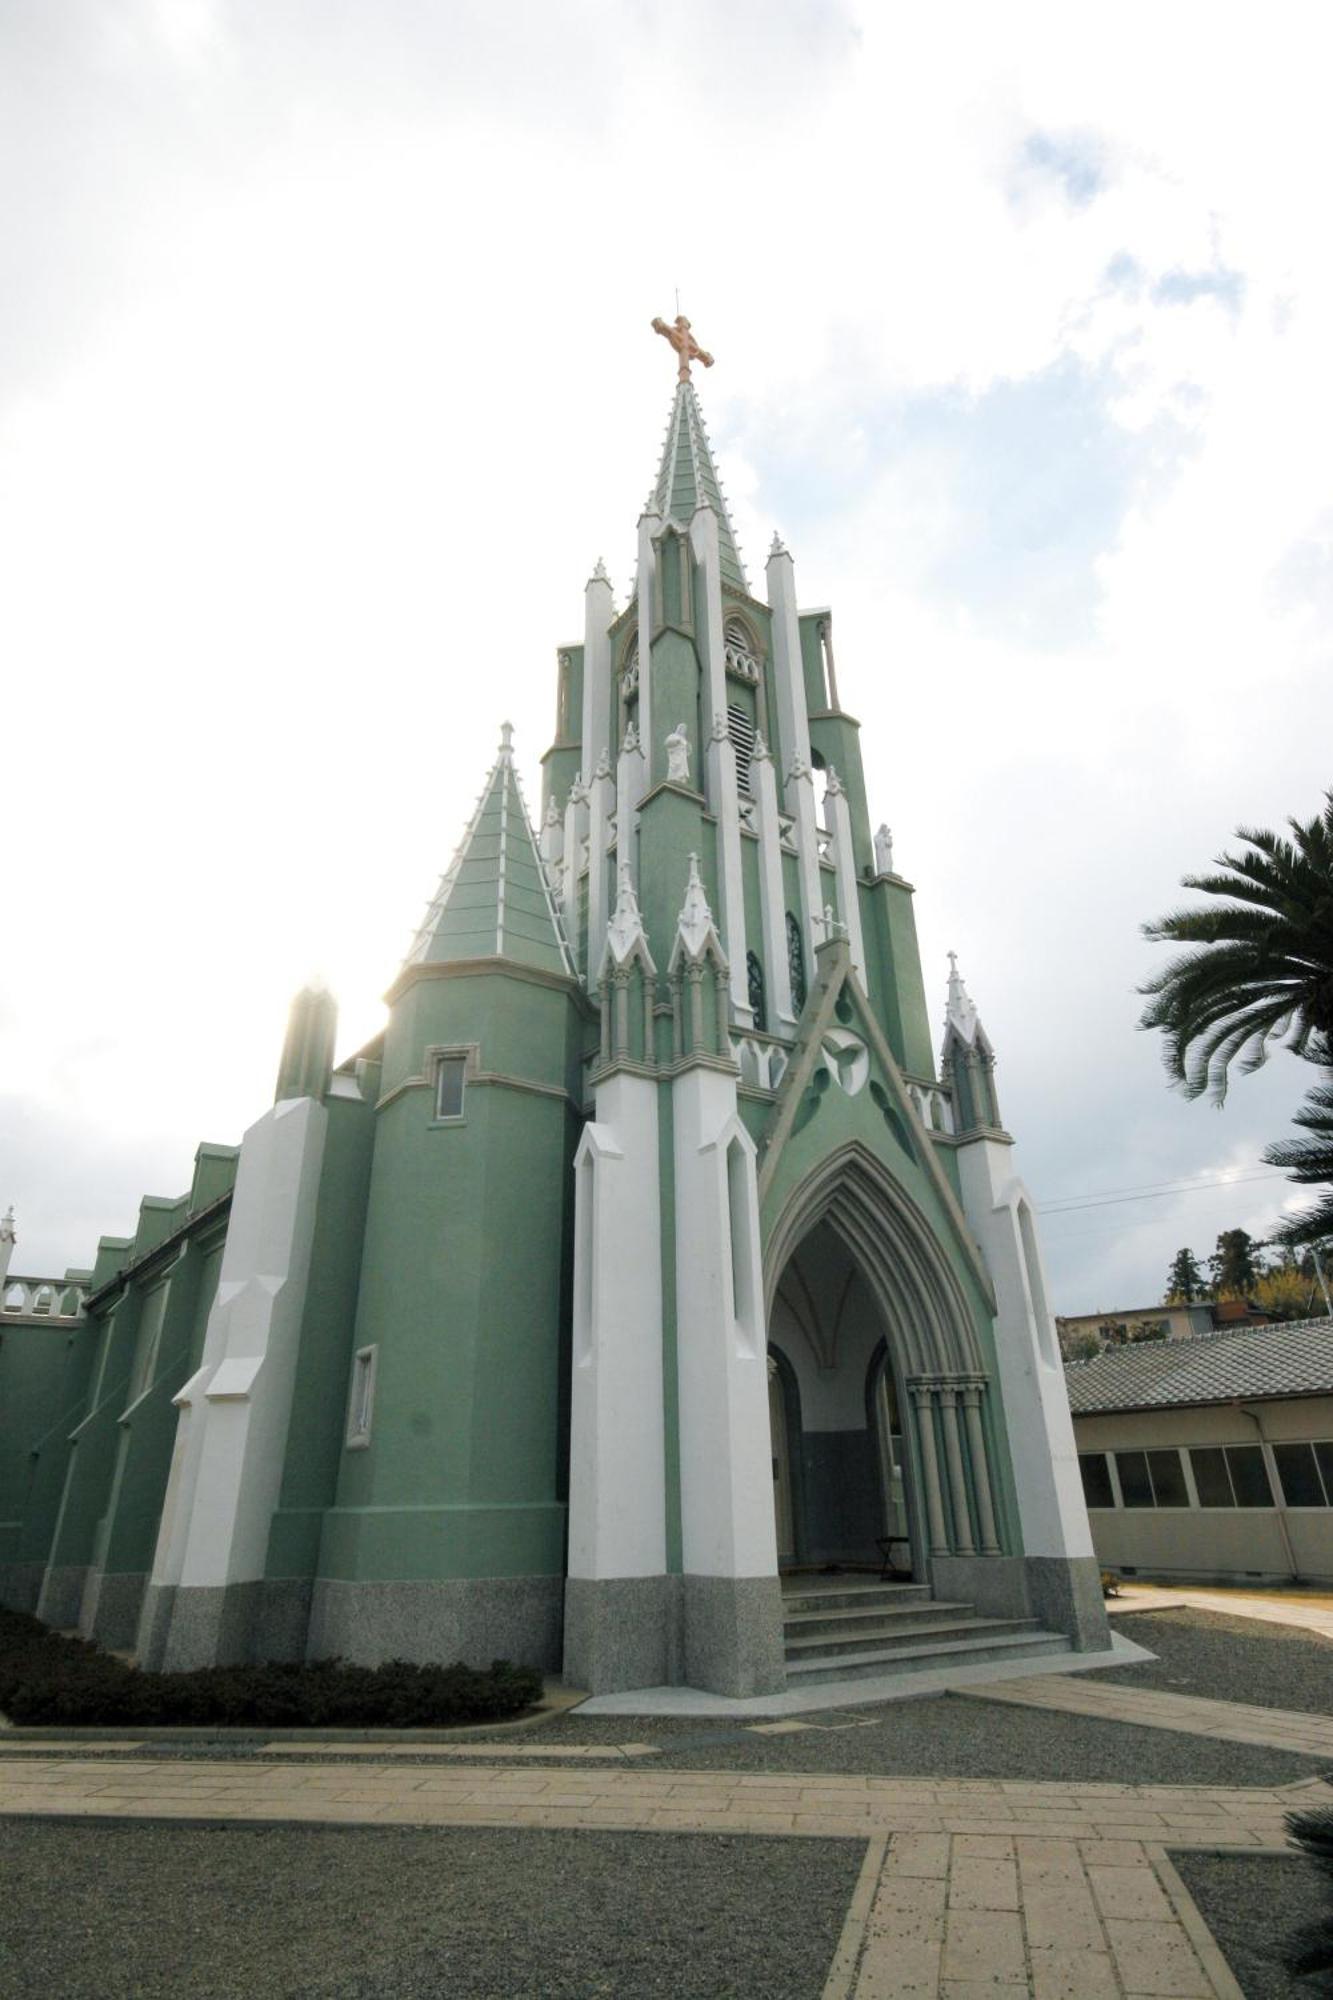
[1068,1316,1333,1584]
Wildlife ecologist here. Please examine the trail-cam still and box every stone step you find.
[784,1628,1071,1686]
[784,1598,976,1639]
[780,1582,933,1616]
[785,1615,1042,1663]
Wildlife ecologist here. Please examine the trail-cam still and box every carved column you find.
[910,1383,950,1555]
[937,1386,975,1557]
[961,1381,1001,1556]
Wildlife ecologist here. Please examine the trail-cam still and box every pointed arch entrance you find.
[764,1144,1004,1577]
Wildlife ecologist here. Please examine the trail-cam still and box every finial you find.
[499,720,515,756]
[651,312,714,384]
[752,730,771,763]
[605,861,653,969]
[592,557,609,583]
[769,530,787,557]
[594,745,612,781]
[825,764,844,797]
[709,709,729,743]
[945,951,980,1043]
[544,798,560,827]
[0,1206,14,1241]
[874,824,894,875]
[622,719,640,755]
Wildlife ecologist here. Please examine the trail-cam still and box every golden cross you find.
[651,313,714,384]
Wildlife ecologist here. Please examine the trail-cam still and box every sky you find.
[3,0,1331,1313]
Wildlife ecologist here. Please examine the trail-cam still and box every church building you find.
[0,319,1106,1697]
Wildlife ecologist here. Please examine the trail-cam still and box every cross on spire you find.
[651,313,714,384]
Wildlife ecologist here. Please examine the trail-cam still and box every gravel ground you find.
[1097,1607,1333,1715]
[1172,1850,1328,2000]
[0,1819,861,1999]
[521,1698,1327,1786]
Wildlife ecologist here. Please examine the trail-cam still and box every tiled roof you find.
[1064,1316,1333,1414]
[404,730,575,978]
[652,382,747,592]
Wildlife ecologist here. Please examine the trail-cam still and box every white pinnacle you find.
[946,951,980,1044]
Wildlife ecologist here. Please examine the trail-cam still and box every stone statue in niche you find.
[665,723,691,786]
[874,823,894,875]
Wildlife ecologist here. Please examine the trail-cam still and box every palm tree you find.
[1139,789,1333,1102]
[1265,1075,1333,1247]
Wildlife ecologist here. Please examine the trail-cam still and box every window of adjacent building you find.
[1115,1450,1155,1508]
[434,1054,467,1121]
[1189,1444,1275,1508]
[345,1345,378,1448]
[1272,1441,1333,1508]
[1110,1448,1188,1508]
[1078,1453,1114,1509]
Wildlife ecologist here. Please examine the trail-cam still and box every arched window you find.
[786,912,807,1012]
[746,950,767,1032]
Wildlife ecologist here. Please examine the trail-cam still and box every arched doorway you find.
[764,1143,1006,1579]
[767,1221,918,1574]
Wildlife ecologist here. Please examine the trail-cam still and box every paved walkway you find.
[1112,1581,1333,1641]
[0,1750,1326,1996]
[958,1669,1333,1759]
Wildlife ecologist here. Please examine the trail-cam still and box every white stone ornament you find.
[820,1028,869,1096]
[675,854,718,960]
[665,723,691,785]
[874,824,894,875]
[595,746,612,782]
[544,799,560,828]
[787,751,809,782]
[709,710,729,744]
[825,764,844,797]
[751,730,771,764]
[946,951,980,1045]
[622,720,640,755]
[605,864,652,968]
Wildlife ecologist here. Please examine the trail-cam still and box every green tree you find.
[1264,1076,1333,1249]
[1139,790,1333,1103]
[1164,1247,1207,1304]
[1209,1227,1263,1299]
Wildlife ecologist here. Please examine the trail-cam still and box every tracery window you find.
[723,617,760,684]
[787,912,807,1012]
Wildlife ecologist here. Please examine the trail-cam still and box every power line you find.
[1039,1170,1288,1218]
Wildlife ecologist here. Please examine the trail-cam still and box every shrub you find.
[0,1608,543,1729]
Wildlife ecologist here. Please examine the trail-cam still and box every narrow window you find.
[786,912,806,1012]
[345,1345,378,1448]
[1078,1453,1114,1509]
[746,950,767,1032]
[728,703,756,795]
[726,1137,757,1355]
[435,1055,466,1120]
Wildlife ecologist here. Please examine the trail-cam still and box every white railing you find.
[732,1035,790,1092]
[2,1275,87,1320]
[906,1082,955,1135]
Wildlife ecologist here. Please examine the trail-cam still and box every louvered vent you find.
[728,704,756,796]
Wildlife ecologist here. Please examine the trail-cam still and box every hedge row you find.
[0,1608,544,1728]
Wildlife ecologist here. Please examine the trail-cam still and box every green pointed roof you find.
[405,725,575,977]
[651,381,747,592]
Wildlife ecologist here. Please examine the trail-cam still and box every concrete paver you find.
[956,1670,1333,1757]
[1,1747,1317,1994]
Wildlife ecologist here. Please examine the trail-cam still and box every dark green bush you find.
[0,1608,543,1728]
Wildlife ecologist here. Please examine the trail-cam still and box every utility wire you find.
[1039,1170,1288,1218]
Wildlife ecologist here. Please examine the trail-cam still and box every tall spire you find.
[405,725,576,978]
[650,382,747,592]
[945,950,981,1045]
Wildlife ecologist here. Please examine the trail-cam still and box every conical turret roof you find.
[651,382,747,592]
[405,725,575,978]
